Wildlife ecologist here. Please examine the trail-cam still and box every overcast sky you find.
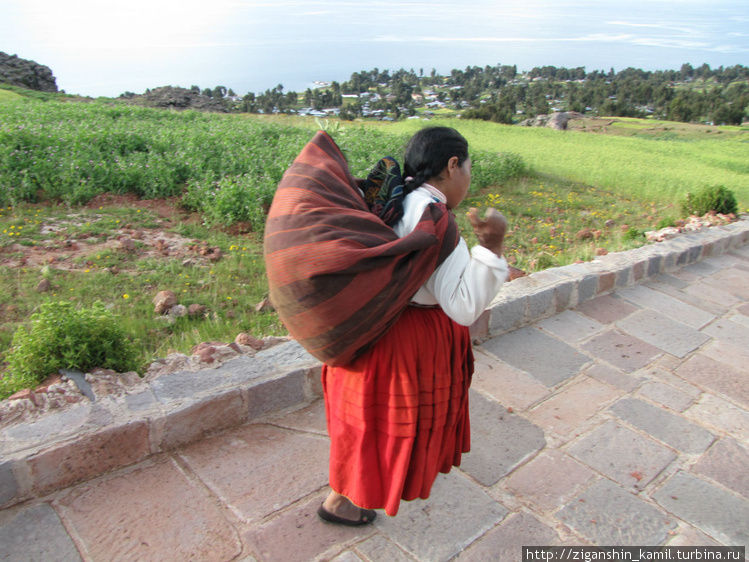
[3,0,748,97]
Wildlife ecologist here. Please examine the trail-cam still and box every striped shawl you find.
[263,131,459,366]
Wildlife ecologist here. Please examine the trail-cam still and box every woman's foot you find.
[318,491,377,526]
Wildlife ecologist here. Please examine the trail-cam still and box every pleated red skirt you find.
[322,305,474,516]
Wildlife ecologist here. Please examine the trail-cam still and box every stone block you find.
[537,310,605,343]
[153,389,247,451]
[610,398,714,454]
[653,471,749,547]
[247,370,308,420]
[0,460,19,507]
[691,438,749,499]
[636,381,696,412]
[488,296,526,335]
[471,351,550,411]
[586,363,642,392]
[457,512,561,561]
[597,272,616,294]
[0,503,81,561]
[618,284,715,329]
[255,339,320,372]
[581,330,662,373]
[554,280,575,312]
[576,294,639,325]
[178,423,329,522]
[150,356,269,404]
[460,390,545,486]
[28,421,150,495]
[568,420,677,490]
[354,535,414,562]
[702,317,749,349]
[675,354,749,409]
[647,254,663,277]
[526,286,556,323]
[557,478,675,545]
[1,403,93,453]
[377,471,507,562]
[267,399,328,436]
[685,394,749,444]
[483,327,590,387]
[527,378,620,437]
[56,458,241,561]
[577,274,599,304]
[617,310,710,358]
[504,450,595,512]
[701,340,749,375]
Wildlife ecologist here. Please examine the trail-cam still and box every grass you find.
[0,203,285,380]
[381,117,749,210]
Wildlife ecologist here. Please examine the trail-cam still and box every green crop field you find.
[383,117,749,209]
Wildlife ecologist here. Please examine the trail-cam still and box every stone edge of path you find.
[1,217,748,510]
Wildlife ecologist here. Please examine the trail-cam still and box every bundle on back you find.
[263,131,458,365]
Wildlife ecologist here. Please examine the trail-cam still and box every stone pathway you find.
[1,247,748,561]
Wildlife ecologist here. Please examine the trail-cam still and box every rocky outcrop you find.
[518,111,583,130]
[125,86,229,112]
[0,52,58,92]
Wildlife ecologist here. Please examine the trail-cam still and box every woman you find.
[318,127,509,525]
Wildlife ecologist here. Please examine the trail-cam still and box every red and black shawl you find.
[263,131,459,366]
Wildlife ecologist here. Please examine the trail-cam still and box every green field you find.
[383,117,749,209]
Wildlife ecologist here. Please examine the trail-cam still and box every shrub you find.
[1,301,139,399]
[682,185,738,217]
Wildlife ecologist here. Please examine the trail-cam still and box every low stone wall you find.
[1,217,748,509]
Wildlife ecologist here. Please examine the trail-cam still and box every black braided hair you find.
[403,126,469,194]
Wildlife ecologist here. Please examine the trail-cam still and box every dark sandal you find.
[317,503,377,526]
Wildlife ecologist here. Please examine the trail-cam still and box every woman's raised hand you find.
[467,207,507,257]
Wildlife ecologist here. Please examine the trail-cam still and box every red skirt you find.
[322,305,474,516]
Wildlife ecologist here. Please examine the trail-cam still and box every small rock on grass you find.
[153,290,177,314]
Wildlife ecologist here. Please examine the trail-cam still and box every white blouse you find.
[393,185,508,326]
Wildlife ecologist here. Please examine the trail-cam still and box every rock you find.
[127,85,230,113]
[595,248,608,256]
[187,303,207,318]
[255,297,274,313]
[168,304,188,318]
[207,248,223,262]
[235,332,265,350]
[508,266,527,281]
[153,290,177,314]
[576,228,594,240]
[120,238,136,252]
[518,111,583,130]
[0,51,58,92]
[605,219,616,228]
[182,259,195,267]
[36,278,51,292]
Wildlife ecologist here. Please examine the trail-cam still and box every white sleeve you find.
[417,240,509,326]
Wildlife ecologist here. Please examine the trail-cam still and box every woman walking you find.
[264,126,508,525]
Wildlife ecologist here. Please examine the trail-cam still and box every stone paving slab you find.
[0,503,82,562]
[690,438,749,499]
[482,327,590,387]
[581,330,662,372]
[653,471,749,547]
[55,457,242,561]
[610,397,715,454]
[567,420,677,490]
[376,471,508,562]
[557,478,676,545]
[617,309,710,358]
[460,390,545,486]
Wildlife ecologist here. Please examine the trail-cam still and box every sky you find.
[2,0,748,98]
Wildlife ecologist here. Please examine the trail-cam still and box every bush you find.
[682,185,738,216]
[1,301,139,399]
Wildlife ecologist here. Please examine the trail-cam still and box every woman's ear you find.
[445,156,460,177]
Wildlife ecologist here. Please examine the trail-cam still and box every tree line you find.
[133,62,748,126]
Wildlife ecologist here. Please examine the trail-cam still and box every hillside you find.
[0,52,58,92]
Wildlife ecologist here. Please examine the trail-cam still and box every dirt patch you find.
[1,197,212,270]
